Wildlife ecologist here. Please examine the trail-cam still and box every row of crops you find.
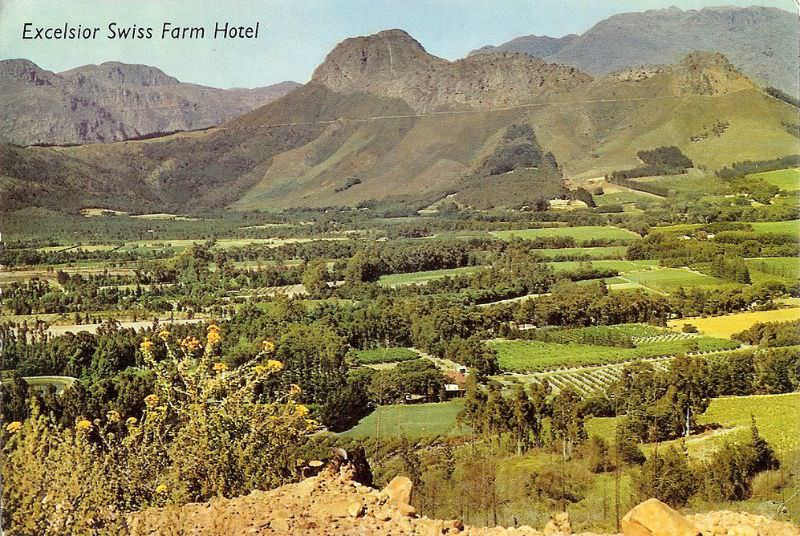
[503,346,747,396]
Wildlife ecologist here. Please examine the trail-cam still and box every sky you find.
[1,0,796,88]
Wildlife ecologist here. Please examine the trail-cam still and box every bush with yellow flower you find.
[1,324,317,534]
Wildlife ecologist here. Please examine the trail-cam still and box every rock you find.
[382,476,413,507]
[622,499,701,536]
[347,500,365,518]
[396,503,417,517]
[320,498,353,519]
[544,511,571,535]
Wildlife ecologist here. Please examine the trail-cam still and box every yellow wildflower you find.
[294,404,309,417]
[289,384,302,396]
[144,394,159,408]
[107,410,121,423]
[262,340,276,354]
[213,362,228,373]
[158,329,170,341]
[5,421,22,433]
[180,336,201,352]
[206,324,221,345]
[266,359,283,372]
[140,338,154,354]
[126,417,138,426]
[155,484,169,494]
[76,419,93,431]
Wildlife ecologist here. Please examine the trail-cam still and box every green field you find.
[546,259,658,273]
[538,324,666,341]
[745,257,800,284]
[490,226,640,242]
[531,246,628,260]
[491,337,738,372]
[633,173,731,195]
[354,347,419,365]
[340,401,470,438]
[593,190,656,205]
[746,168,800,191]
[622,267,731,294]
[750,220,800,235]
[588,393,800,457]
[695,393,800,456]
[378,266,486,287]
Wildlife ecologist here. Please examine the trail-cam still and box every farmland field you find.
[750,220,800,235]
[695,392,800,456]
[531,246,628,259]
[490,226,640,242]
[746,168,800,191]
[670,307,800,339]
[354,347,419,365]
[378,266,486,287]
[340,401,469,438]
[587,392,800,457]
[546,259,658,273]
[490,336,738,372]
[745,257,800,284]
[632,172,731,195]
[622,267,732,293]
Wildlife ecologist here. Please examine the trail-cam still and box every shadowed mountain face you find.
[471,6,800,97]
[0,59,300,145]
[1,29,797,214]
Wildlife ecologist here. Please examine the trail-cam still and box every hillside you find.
[471,6,800,97]
[1,30,798,213]
[0,59,300,145]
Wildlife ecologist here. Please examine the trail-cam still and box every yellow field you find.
[669,307,800,338]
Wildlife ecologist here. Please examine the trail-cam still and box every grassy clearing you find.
[378,266,486,287]
[587,393,800,457]
[695,392,800,456]
[745,257,799,284]
[531,246,628,260]
[750,220,800,235]
[622,267,731,294]
[649,223,702,236]
[747,168,800,191]
[491,226,640,242]
[670,307,800,339]
[633,173,731,195]
[546,259,658,273]
[491,337,738,373]
[340,401,470,438]
[354,347,419,365]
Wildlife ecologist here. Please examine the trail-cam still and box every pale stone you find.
[382,476,413,507]
[621,498,701,536]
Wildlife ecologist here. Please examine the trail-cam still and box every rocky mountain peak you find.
[311,28,445,89]
[468,34,579,58]
[0,59,58,86]
[673,51,754,95]
[61,61,180,87]
[311,29,591,112]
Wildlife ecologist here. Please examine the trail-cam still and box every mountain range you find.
[0,59,300,145]
[470,6,799,98]
[1,6,798,214]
